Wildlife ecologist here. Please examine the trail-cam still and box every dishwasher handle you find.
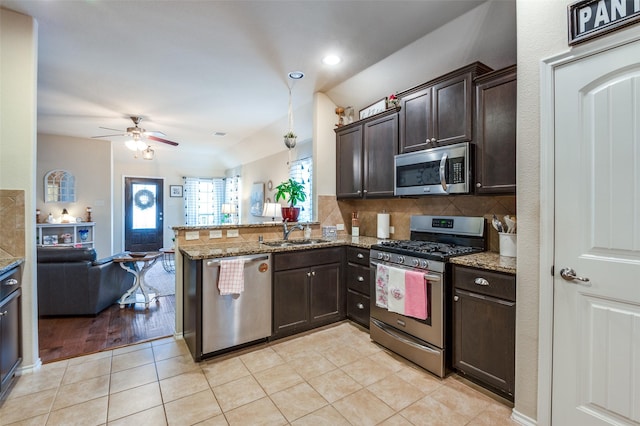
[206,255,269,267]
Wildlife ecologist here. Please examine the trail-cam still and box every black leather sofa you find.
[37,247,134,316]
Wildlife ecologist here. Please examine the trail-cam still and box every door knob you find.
[560,267,590,283]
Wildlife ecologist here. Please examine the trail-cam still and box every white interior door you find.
[553,39,640,425]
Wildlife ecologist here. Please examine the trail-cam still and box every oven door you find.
[369,259,443,347]
[370,259,446,377]
[394,142,470,195]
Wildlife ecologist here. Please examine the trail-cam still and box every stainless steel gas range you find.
[370,215,486,377]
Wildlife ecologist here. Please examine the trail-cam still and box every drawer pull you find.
[474,278,489,286]
[4,279,18,286]
[356,303,364,309]
[357,276,364,282]
[0,311,7,316]
[357,253,364,259]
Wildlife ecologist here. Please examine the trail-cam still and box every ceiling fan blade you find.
[143,130,167,137]
[99,126,125,132]
[147,135,179,146]
[92,133,127,138]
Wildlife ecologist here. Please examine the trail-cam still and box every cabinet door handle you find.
[476,182,482,188]
[431,138,437,143]
[4,279,18,286]
[307,272,311,277]
[0,311,7,316]
[474,278,489,286]
[356,303,364,309]
[454,296,459,302]
[357,190,361,194]
[356,253,364,259]
[357,276,364,282]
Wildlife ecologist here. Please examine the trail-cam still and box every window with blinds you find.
[289,157,312,222]
[182,176,241,225]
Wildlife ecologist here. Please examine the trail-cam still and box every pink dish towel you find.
[404,269,428,320]
[218,258,246,295]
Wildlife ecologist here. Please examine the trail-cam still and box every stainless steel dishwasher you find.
[201,253,272,354]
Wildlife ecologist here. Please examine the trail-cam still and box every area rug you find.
[143,260,176,296]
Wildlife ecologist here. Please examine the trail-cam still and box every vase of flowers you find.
[387,94,400,109]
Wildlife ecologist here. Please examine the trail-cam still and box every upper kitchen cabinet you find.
[398,62,492,153]
[474,65,517,194]
[336,109,398,199]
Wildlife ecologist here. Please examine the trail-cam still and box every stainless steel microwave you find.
[394,142,472,195]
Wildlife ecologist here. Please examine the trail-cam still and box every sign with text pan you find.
[569,0,640,45]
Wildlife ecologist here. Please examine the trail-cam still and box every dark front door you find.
[124,177,164,252]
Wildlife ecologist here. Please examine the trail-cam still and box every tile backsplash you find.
[0,189,26,257]
[319,194,516,253]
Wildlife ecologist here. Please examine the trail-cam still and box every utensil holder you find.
[499,233,517,257]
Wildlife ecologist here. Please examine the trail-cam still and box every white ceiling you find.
[1,0,487,168]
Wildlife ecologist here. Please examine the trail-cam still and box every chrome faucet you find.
[283,221,304,240]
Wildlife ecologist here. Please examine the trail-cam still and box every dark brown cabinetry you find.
[345,247,370,328]
[398,62,492,153]
[452,265,515,400]
[336,110,398,199]
[1,267,22,400]
[474,65,517,193]
[272,247,344,339]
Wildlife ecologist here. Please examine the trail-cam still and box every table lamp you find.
[262,203,282,223]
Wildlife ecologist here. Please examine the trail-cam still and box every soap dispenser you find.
[304,224,312,240]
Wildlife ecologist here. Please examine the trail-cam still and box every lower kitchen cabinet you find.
[1,266,22,400]
[345,247,370,328]
[452,264,515,400]
[272,247,345,339]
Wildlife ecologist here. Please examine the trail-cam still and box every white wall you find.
[326,0,517,115]
[0,7,39,369]
[515,0,580,422]
[112,146,227,251]
[36,134,112,257]
[240,140,312,224]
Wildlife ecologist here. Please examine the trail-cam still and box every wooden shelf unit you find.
[36,222,95,248]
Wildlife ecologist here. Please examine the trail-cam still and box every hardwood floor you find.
[38,295,175,364]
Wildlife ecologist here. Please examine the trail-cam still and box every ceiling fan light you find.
[142,146,154,160]
[136,140,147,151]
[125,139,139,151]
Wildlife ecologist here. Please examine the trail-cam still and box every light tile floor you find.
[0,322,517,425]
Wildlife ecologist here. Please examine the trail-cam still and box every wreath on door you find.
[134,189,155,210]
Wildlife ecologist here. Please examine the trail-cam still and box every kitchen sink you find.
[262,238,331,247]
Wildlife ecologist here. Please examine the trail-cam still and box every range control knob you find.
[420,260,429,269]
[383,253,391,261]
[377,253,384,260]
[412,259,419,267]
[397,256,405,264]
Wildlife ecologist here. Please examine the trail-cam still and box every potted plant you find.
[274,178,306,222]
[283,131,297,149]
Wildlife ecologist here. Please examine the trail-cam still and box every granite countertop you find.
[180,236,381,260]
[450,251,516,275]
[0,257,25,275]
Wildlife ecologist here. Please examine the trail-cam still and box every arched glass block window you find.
[44,169,76,203]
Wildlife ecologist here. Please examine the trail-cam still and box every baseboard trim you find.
[512,409,537,426]
[17,358,43,375]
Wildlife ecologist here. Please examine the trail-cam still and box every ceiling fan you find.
[92,116,179,155]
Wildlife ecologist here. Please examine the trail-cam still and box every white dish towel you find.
[218,258,246,295]
[386,265,406,315]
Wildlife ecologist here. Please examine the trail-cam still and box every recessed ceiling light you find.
[322,55,341,65]
[288,71,305,80]
[212,132,226,137]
